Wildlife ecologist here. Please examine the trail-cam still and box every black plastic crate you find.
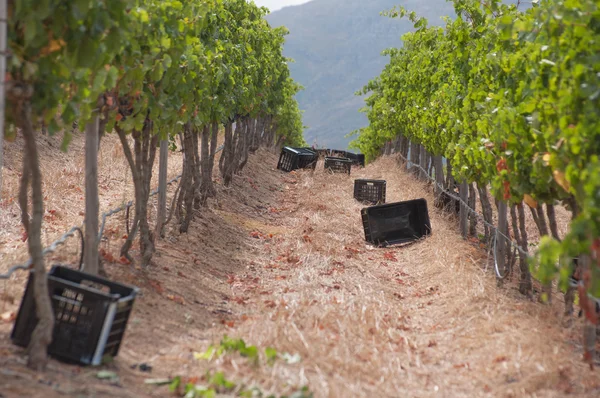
[324,156,352,174]
[346,152,366,167]
[361,199,432,247]
[277,147,318,172]
[12,265,138,366]
[354,179,386,205]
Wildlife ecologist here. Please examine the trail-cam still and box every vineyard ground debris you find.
[1,147,600,396]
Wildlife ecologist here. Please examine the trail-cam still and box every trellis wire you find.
[0,144,225,280]
[0,227,84,279]
[398,150,600,305]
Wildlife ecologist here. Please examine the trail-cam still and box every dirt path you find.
[1,150,600,397]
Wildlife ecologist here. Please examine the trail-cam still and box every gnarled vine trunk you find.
[219,121,233,179]
[516,203,532,296]
[16,96,54,370]
[249,117,261,153]
[115,118,158,267]
[235,117,249,174]
[237,117,253,173]
[200,122,218,205]
[222,119,242,186]
[564,199,579,317]
[409,141,420,177]
[446,161,454,191]
[191,125,202,210]
[477,183,493,243]
[177,123,197,233]
[432,155,444,205]
[531,204,552,302]
[155,139,169,239]
[468,183,477,236]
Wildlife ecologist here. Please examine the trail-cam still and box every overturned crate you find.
[361,199,432,247]
[12,265,139,366]
[354,179,386,205]
[346,152,366,167]
[324,156,352,174]
[277,147,318,172]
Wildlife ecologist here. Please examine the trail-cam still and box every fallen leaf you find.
[220,319,235,328]
[264,300,276,308]
[454,363,470,369]
[167,294,185,305]
[149,280,164,294]
[383,252,397,262]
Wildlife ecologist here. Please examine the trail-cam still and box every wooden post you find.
[459,180,469,238]
[433,155,444,197]
[496,200,508,282]
[577,255,597,365]
[410,141,420,175]
[84,111,100,275]
[155,139,168,239]
[419,145,427,180]
[0,0,7,197]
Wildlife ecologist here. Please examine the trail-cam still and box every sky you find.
[253,0,311,12]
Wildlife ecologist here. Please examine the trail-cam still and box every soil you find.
[1,136,599,397]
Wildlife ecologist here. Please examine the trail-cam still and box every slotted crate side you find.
[11,266,138,366]
[346,152,366,167]
[361,199,431,247]
[354,179,386,204]
[278,147,317,172]
[324,157,352,174]
[277,148,299,172]
[297,151,318,170]
[101,300,137,357]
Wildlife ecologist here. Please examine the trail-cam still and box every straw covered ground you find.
[1,142,600,397]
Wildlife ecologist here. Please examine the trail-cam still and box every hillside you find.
[266,0,456,149]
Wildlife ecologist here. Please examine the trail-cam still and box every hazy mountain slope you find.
[267,0,456,149]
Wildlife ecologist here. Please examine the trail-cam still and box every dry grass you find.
[1,147,599,397]
[0,131,184,310]
[152,156,600,397]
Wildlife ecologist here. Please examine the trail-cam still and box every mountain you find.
[266,0,456,150]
